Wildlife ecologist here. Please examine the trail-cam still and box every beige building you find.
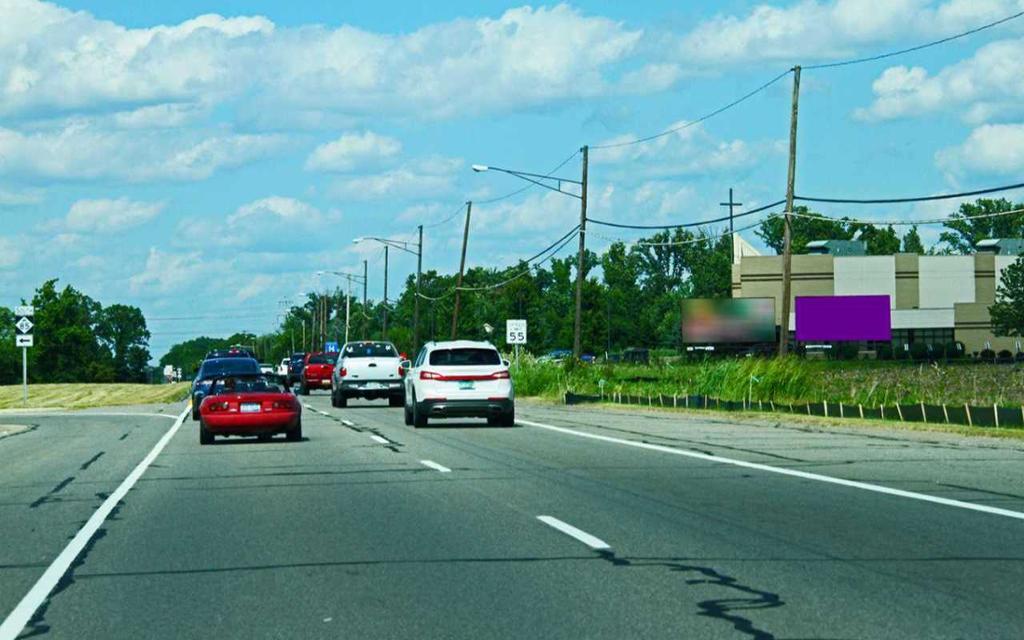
[731,247,1021,354]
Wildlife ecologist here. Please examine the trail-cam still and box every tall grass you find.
[511,358,1024,406]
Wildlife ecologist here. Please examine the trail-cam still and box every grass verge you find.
[0,383,190,410]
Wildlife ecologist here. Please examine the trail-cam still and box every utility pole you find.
[345,278,352,345]
[451,201,472,339]
[779,65,801,357]
[573,145,589,359]
[720,188,742,258]
[383,245,389,340]
[414,224,423,353]
[362,260,368,340]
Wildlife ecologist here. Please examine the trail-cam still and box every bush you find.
[836,342,860,360]
[877,343,893,360]
[909,343,930,361]
[997,349,1014,363]
[980,349,996,363]
[943,341,964,360]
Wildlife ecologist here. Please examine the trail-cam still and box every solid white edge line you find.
[519,419,1024,522]
[419,460,452,473]
[537,516,611,551]
[370,435,390,444]
[0,404,192,640]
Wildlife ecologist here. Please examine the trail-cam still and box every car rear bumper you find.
[203,413,299,435]
[303,378,331,388]
[340,380,404,398]
[419,398,513,419]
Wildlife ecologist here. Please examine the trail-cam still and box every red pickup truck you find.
[299,352,338,395]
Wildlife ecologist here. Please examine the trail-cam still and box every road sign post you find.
[506,319,527,369]
[14,305,33,403]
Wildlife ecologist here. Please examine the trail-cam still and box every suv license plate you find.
[458,381,475,390]
[240,403,261,413]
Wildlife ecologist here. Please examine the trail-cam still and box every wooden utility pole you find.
[573,145,589,359]
[451,201,472,339]
[779,66,801,357]
[382,245,389,340]
[362,260,368,340]
[719,188,742,258]
[413,225,423,353]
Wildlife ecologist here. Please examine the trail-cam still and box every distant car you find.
[332,341,405,408]
[580,353,596,363]
[258,362,275,375]
[205,347,256,360]
[402,340,514,428]
[277,358,290,376]
[299,352,338,395]
[287,352,306,386]
[198,373,302,445]
[537,349,572,363]
[191,357,261,420]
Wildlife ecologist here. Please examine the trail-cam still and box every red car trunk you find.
[302,352,337,390]
[201,392,301,434]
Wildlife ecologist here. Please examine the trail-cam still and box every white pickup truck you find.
[331,341,406,408]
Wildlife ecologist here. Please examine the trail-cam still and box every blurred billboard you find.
[795,295,891,342]
[680,298,776,344]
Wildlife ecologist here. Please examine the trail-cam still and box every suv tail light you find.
[339,367,347,378]
[398,366,406,378]
[420,371,443,380]
[490,370,511,380]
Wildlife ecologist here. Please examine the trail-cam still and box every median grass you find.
[511,357,1024,407]
[0,383,191,410]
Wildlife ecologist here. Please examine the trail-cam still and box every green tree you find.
[31,280,114,382]
[938,198,1024,254]
[756,207,853,254]
[97,304,151,382]
[991,256,1024,338]
[855,224,901,255]
[902,226,925,253]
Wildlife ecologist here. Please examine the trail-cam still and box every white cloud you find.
[856,38,1024,122]
[676,0,1024,66]
[0,187,43,205]
[593,122,783,178]
[0,237,24,269]
[329,156,462,201]
[0,119,285,181]
[65,198,165,232]
[177,196,339,253]
[936,123,1024,175]
[129,248,207,294]
[305,131,402,172]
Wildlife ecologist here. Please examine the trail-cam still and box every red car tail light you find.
[206,401,230,413]
[272,399,296,410]
[490,370,511,380]
[420,370,442,380]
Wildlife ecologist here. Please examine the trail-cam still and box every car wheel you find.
[337,394,348,408]
[287,418,302,442]
[330,389,338,407]
[388,394,404,408]
[199,420,214,445]
[500,408,516,427]
[413,399,428,429]
[404,401,413,425]
[300,383,309,396]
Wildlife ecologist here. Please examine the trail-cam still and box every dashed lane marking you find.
[537,516,611,551]
[419,460,452,473]
[370,435,390,445]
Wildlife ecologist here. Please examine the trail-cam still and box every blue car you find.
[191,357,261,420]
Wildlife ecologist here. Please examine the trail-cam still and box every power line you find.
[587,199,786,230]
[795,180,1024,204]
[805,9,1024,70]
[787,205,1024,227]
[587,215,779,247]
[590,69,793,150]
[422,203,467,229]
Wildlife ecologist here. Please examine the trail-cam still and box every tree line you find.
[161,198,1024,367]
[0,280,151,384]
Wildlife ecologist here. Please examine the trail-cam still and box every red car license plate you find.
[240,403,261,413]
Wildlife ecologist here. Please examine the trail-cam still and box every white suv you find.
[402,340,514,428]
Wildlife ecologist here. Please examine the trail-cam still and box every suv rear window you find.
[199,358,260,377]
[428,348,501,366]
[308,354,337,365]
[343,343,397,358]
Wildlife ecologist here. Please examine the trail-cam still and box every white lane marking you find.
[419,460,452,473]
[341,419,355,427]
[370,435,390,445]
[519,419,1024,522]
[0,405,191,640]
[537,516,611,551]
[0,412,177,420]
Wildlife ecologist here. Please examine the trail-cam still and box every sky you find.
[3,0,1024,358]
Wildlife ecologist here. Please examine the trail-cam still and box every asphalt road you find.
[2,396,1024,639]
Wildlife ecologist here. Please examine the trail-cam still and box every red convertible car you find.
[198,374,302,445]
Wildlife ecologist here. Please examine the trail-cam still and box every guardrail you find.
[564,392,1024,429]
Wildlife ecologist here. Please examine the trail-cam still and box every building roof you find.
[975,238,1024,255]
[805,239,867,256]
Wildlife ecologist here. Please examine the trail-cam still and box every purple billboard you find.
[795,295,892,342]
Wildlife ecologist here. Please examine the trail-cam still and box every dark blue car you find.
[191,357,261,420]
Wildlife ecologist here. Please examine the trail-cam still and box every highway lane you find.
[2,395,1023,638]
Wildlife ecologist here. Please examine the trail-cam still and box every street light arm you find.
[355,237,418,255]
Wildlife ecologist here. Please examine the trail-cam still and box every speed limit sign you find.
[506,319,527,345]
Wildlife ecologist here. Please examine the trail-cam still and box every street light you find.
[472,147,589,358]
[319,269,367,345]
[353,228,423,352]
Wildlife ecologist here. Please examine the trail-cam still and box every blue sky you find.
[3,0,1024,358]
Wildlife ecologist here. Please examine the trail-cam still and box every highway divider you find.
[563,392,1024,429]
